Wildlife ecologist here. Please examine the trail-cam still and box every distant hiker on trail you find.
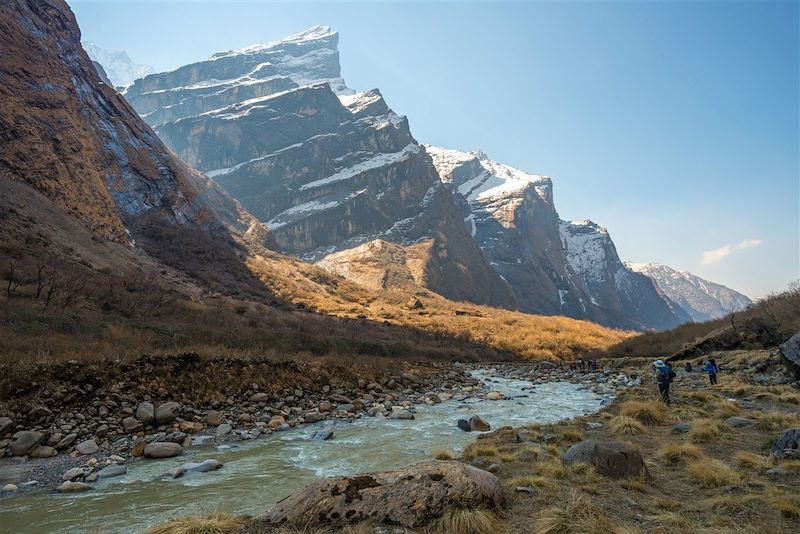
[685,362,693,373]
[703,358,718,385]
[654,359,675,405]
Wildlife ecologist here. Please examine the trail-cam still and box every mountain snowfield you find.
[627,262,752,322]
[95,25,751,330]
[82,42,155,88]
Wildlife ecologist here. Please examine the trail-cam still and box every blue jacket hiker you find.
[703,359,718,385]
[654,359,675,405]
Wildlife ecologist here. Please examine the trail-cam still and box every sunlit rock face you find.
[123,26,515,308]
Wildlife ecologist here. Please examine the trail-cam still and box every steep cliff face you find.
[83,41,154,88]
[628,262,752,322]
[427,147,687,330]
[0,0,270,297]
[121,27,515,308]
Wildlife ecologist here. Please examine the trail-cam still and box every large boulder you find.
[780,332,800,379]
[0,417,13,436]
[564,440,648,479]
[154,402,181,426]
[258,461,501,528]
[9,431,45,456]
[469,415,491,432]
[74,439,99,455]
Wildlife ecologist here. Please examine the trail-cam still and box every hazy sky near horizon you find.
[68,0,799,299]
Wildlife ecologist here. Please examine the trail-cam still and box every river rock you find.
[10,431,45,456]
[726,417,756,428]
[97,465,127,478]
[216,423,233,436]
[29,445,57,458]
[329,393,351,404]
[673,423,691,433]
[122,417,143,433]
[143,442,183,459]
[313,429,335,441]
[155,402,181,426]
[1,484,17,493]
[0,417,12,436]
[74,439,99,455]
[771,428,800,455]
[268,416,285,429]
[56,481,92,493]
[457,419,470,432]
[486,391,503,400]
[204,411,224,426]
[388,410,415,420]
[258,461,502,528]
[130,440,146,457]
[564,440,648,479]
[468,415,491,432]
[182,459,224,473]
[55,433,77,450]
[62,467,85,481]
[135,402,155,425]
[319,401,333,412]
[779,332,800,379]
[334,404,355,414]
[250,393,270,403]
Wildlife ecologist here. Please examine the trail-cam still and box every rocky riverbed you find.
[0,356,638,497]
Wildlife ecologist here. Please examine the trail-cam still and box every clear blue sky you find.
[68,1,799,299]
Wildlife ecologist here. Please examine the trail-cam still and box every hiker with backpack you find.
[654,359,676,405]
[702,358,718,385]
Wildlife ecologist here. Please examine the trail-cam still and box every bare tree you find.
[4,262,21,298]
[61,276,87,309]
[43,271,62,309]
[34,263,46,299]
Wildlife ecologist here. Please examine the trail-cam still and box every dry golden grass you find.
[686,458,740,487]
[619,400,668,425]
[754,410,800,431]
[432,448,454,460]
[532,489,633,534]
[618,477,648,493]
[688,418,723,443]
[461,443,500,461]
[507,475,551,489]
[732,451,772,471]
[428,508,498,534]
[143,512,245,534]
[559,429,583,443]
[609,415,647,436]
[656,443,704,465]
[765,488,800,519]
[713,400,742,419]
[702,494,764,516]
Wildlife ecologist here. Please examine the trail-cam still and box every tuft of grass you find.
[754,410,800,431]
[533,489,629,534]
[703,494,764,516]
[462,443,499,461]
[143,512,245,534]
[731,451,771,471]
[533,457,569,479]
[560,429,583,443]
[688,418,723,443]
[608,416,647,436]
[654,498,681,511]
[508,475,551,489]
[713,400,742,419]
[433,448,453,460]
[765,488,800,519]
[619,477,647,493]
[429,507,498,534]
[620,400,668,425]
[657,443,704,465]
[686,458,740,487]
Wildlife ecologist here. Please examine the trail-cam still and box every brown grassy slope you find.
[590,285,800,360]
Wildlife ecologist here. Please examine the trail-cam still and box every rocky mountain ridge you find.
[627,262,752,321]
[82,41,155,88]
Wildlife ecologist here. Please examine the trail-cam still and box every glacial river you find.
[0,370,603,533]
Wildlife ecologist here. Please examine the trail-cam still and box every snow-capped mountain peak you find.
[626,262,752,321]
[81,42,155,88]
[210,25,336,59]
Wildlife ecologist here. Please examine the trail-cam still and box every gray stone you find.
[726,417,756,428]
[10,431,45,456]
[74,439,99,455]
[56,481,92,493]
[564,440,649,479]
[29,445,57,458]
[258,461,502,528]
[55,433,77,450]
[62,467,84,481]
[249,393,270,403]
[204,411,224,427]
[673,423,691,433]
[388,410,415,420]
[97,465,127,478]
[135,402,155,425]
[122,417,143,433]
[468,415,491,432]
[779,332,800,379]
[334,404,354,414]
[318,400,333,412]
[457,419,470,432]
[313,429,335,441]
[182,459,224,473]
[0,417,13,436]
[216,423,232,436]
[771,428,800,454]
[143,442,183,459]
[154,402,181,426]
